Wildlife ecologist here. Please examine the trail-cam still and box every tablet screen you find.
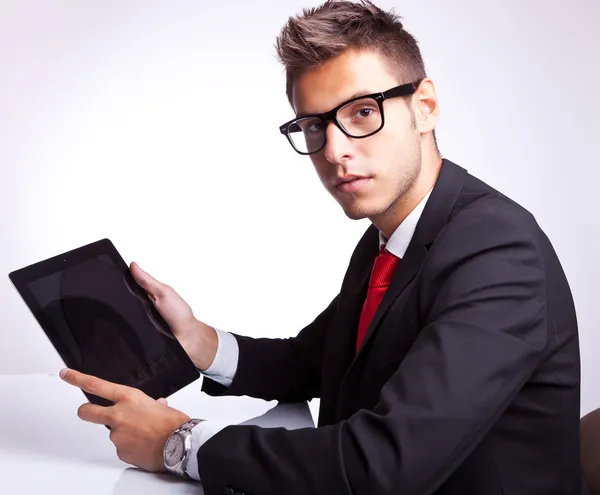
[10,239,199,405]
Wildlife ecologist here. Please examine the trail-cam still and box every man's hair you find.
[275,0,428,108]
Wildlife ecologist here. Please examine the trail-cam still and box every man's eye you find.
[308,122,323,132]
[357,108,374,118]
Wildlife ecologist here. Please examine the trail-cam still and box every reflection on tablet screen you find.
[26,255,179,387]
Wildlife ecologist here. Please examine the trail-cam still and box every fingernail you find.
[59,368,68,378]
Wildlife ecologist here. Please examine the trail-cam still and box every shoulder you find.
[455,171,542,236]
[424,172,551,276]
[444,170,549,250]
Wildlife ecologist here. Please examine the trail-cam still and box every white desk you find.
[0,374,315,495]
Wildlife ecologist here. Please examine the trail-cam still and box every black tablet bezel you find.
[9,238,200,406]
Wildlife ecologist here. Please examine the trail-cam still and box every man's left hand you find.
[59,368,190,472]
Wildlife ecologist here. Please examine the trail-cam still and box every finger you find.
[157,398,169,407]
[130,262,165,297]
[77,402,113,426]
[59,368,127,403]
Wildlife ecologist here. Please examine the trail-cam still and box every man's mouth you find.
[334,175,367,186]
[334,175,371,193]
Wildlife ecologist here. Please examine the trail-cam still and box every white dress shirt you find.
[184,189,433,481]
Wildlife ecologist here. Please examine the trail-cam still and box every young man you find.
[61,1,585,493]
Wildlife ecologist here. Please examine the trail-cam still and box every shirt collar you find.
[378,189,433,258]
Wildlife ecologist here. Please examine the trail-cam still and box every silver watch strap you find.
[179,418,204,478]
[179,418,203,433]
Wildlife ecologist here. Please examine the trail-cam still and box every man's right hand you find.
[129,262,218,371]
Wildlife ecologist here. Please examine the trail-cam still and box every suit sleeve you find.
[195,209,549,495]
[202,294,340,402]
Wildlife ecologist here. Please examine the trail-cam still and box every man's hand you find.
[130,262,218,371]
[59,368,190,472]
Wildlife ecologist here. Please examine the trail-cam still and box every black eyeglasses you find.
[279,80,422,155]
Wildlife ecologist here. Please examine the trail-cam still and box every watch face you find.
[164,433,185,468]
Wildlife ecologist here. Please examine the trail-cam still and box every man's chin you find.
[344,211,368,220]
[339,202,383,221]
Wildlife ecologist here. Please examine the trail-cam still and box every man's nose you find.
[323,121,354,164]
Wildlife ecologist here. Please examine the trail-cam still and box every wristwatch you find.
[163,418,205,478]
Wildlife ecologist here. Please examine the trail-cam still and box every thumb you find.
[130,262,164,297]
[157,398,169,407]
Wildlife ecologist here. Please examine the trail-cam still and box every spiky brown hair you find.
[275,0,428,107]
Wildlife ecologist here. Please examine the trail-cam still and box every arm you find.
[185,297,339,480]
[194,209,548,495]
[130,258,339,403]
[202,294,340,402]
[201,328,240,387]
[184,296,341,480]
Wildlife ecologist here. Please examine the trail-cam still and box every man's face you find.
[292,48,422,221]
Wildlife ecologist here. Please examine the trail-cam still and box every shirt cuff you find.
[201,327,239,387]
[185,420,229,481]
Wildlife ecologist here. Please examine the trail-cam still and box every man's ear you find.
[415,78,440,134]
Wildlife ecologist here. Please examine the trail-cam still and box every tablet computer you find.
[9,238,200,407]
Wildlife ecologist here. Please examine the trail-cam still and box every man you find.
[60,0,584,493]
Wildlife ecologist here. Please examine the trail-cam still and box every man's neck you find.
[372,154,442,239]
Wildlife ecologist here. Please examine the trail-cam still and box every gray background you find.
[1,0,598,416]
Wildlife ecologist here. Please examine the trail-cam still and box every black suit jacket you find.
[197,159,583,495]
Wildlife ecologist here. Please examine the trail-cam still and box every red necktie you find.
[356,248,401,351]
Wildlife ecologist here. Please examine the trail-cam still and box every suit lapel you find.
[354,159,468,356]
[317,226,377,425]
[321,160,469,422]
[355,236,427,357]
[332,160,468,409]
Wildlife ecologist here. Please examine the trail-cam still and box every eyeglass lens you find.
[287,96,382,154]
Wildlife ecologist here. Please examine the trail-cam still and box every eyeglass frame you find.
[279,79,423,155]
